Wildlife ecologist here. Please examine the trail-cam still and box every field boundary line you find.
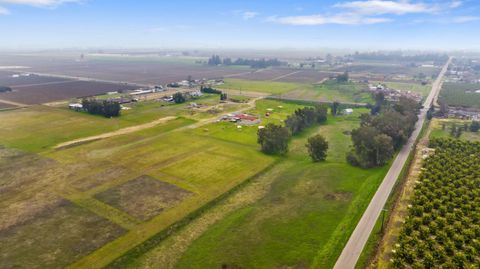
[270,70,302,81]
[10,80,77,89]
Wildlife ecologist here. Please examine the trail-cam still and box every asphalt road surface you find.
[332,57,452,269]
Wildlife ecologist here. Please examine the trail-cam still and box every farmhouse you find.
[68,103,83,111]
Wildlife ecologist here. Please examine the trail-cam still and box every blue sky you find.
[0,0,479,50]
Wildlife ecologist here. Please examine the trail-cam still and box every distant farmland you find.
[0,80,136,105]
[440,82,480,109]
[0,55,254,85]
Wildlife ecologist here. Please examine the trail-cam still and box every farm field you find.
[0,102,17,109]
[439,82,480,108]
[217,78,306,95]
[0,94,240,152]
[283,80,373,103]
[0,54,255,85]
[126,107,390,269]
[0,80,137,105]
[0,98,278,268]
[391,138,480,268]
[0,70,71,86]
[335,63,440,78]
[230,68,336,84]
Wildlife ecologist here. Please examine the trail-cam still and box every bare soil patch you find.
[0,199,126,269]
[95,175,192,221]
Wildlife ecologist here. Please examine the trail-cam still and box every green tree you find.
[257,124,290,155]
[470,121,480,132]
[173,92,186,104]
[331,101,340,116]
[373,134,394,166]
[306,134,329,162]
[336,72,349,83]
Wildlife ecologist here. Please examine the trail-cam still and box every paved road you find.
[332,57,452,269]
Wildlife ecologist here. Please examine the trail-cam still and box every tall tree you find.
[257,124,290,155]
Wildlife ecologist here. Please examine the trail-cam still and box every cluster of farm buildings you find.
[368,83,422,103]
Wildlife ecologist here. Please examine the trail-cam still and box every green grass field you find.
[0,95,238,152]
[284,80,373,103]
[218,78,305,95]
[0,96,391,269]
[127,107,389,269]
[429,118,480,142]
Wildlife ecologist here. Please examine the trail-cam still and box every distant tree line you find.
[258,105,329,157]
[0,86,12,93]
[207,54,284,68]
[347,97,421,168]
[348,51,449,65]
[200,86,228,101]
[200,86,222,94]
[81,99,121,117]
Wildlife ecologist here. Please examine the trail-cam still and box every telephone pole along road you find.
[332,57,452,269]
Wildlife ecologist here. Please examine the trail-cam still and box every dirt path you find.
[11,80,78,89]
[0,99,29,107]
[54,116,176,149]
[270,70,302,81]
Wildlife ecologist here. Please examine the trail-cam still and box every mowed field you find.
[124,105,389,269]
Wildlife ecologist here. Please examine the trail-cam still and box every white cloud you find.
[335,0,437,15]
[269,1,465,26]
[0,0,82,7]
[449,1,462,8]
[268,13,391,25]
[0,6,9,14]
[452,15,479,23]
[242,11,258,20]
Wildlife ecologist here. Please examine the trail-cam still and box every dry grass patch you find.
[0,200,125,269]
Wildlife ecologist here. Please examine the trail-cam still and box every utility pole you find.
[381,208,388,233]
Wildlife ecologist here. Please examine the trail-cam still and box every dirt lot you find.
[0,80,137,104]
[95,175,192,221]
